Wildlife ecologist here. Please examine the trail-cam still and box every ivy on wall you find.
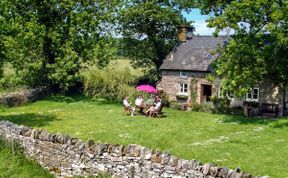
[190,77,198,104]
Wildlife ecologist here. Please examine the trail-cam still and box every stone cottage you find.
[157,28,288,116]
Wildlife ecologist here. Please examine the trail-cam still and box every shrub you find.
[211,96,230,114]
[169,100,180,110]
[0,76,21,90]
[81,66,137,101]
[158,91,170,107]
[176,93,188,100]
[230,106,244,115]
[190,102,213,113]
[0,63,22,92]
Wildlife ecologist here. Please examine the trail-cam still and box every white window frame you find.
[180,71,188,78]
[217,87,233,99]
[179,83,188,93]
[217,87,224,98]
[246,88,259,102]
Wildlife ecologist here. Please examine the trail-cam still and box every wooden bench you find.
[260,103,279,117]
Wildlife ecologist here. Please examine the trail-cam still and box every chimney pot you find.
[178,26,194,42]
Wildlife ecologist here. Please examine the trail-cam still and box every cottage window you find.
[180,83,188,93]
[218,87,234,99]
[180,71,187,78]
[246,88,259,101]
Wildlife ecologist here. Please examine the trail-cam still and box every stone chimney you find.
[178,25,194,42]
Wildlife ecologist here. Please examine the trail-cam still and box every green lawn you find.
[0,95,288,178]
[0,139,53,178]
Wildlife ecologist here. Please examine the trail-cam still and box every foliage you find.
[198,0,234,15]
[169,100,181,110]
[0,0,117,90]
[211,96,230,114]
[229,106,244,115]
[118,0,190,80]
[176,94,189,100]
[0,63,21,91]
[0,139,53,178]
[158,91,170,107]
[135,70,159,86]
[189,78,198,104]
[205,0,288,96]
[2,95,288,177]
[0,0,9,78]
[81,66,137,101]
[190,102,213,113]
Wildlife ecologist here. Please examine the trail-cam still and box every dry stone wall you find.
[0,87,51,107]
[0,121,256,178]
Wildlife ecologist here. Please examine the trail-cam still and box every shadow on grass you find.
[45,94,119,105]
[267,119,288,128]
[220,115,279,125]
[0,113,58,127]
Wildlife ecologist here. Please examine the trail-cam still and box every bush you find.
[158,91,170,107]
[230,106,244,115]
[81,66,138,101]
[0,63,22,92]
[169,100,181,110]
[211,96,230,114]
[176,94,188,100]
[0,76,20,90]
[190,103,214,113]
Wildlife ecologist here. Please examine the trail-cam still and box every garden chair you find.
[124,106,132,115]
[158,103,164,114]
[136,105,145,115]
[149,104,164,118]
[123,106,134,116]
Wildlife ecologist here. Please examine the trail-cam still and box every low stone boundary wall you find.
[0,87,51,107]
[0,121,255,178]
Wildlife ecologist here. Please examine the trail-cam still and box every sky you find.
[182,8,215,35]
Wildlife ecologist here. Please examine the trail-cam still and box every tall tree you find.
[118,0,191,82]
[0,0,117,90]
[0,1,8,77]
[203,0,288,95]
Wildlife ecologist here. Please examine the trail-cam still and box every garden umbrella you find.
[136,84,157,94]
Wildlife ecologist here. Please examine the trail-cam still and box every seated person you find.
[135,95,144,114]
[145,99,162,117]
[123,96,135,116]
[153,95,159,106]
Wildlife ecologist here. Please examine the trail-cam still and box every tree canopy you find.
[0,0,196,87]
[0,0,117,90]
[118,0,192,82]
[2,0,287,94]
[204,0,288,95]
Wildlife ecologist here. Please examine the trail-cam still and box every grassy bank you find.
[0,95,287,177]
[0,139,53,178]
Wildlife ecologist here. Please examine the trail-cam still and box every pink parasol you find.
[136,84,157,94]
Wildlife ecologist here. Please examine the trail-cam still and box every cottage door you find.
[200,84,212,103]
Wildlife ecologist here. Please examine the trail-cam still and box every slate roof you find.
[160,36,227,72]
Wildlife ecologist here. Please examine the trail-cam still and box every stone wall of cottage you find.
[258,81,284,116]
[0,121,255,178]
[228,81,285,116]
[157,70,216,104]
[158,71,286,115]
[0,87,51,107]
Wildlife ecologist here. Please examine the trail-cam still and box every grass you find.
[0,95,288,178]
[0,139,53,178]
